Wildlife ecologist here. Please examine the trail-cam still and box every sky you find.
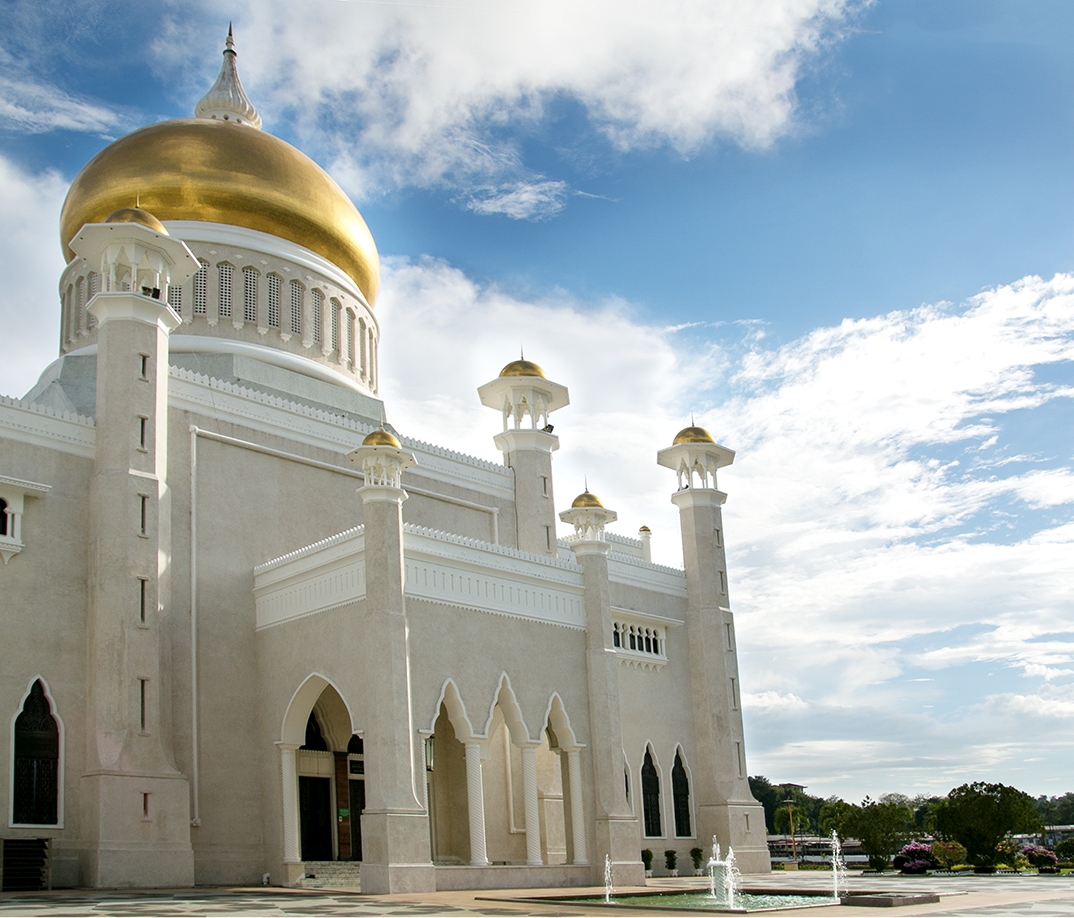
[1,0,1072,806]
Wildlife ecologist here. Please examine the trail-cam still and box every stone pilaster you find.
[493,428,559,555]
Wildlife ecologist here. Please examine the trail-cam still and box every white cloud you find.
[153,0,860,204]
[377,260,1074,797]
[0,155,67,398]
[464,181,572,221]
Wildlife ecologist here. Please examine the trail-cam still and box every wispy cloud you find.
[463,180,572,221]
[0,75,125,134]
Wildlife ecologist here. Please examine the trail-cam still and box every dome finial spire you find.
[195,26,262,130]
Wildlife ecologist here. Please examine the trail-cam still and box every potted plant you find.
[665,849,678,877]
[690,847,705,876]
[641,848,653,877]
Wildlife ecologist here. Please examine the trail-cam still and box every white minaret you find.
[478,357,568,555]
[657,423,770,875]
[70,209,199,887]
[559,489,645,886]
[345,430,436,894]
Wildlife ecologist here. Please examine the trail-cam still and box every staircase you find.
[1,838,51,891]
[298,861,361,890]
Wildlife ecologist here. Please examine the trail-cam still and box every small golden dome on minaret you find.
[362,428,402,448]
[104,207,169,235]
[571,489,604,509]
[499,358,547,379]
[672,425,716,445]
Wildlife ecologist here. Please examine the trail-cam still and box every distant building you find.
[1,33,768,892]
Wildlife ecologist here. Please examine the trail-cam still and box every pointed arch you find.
[542,693,579,750]
[483,673,530,745]
[9,676,64,828]
[640,742,663,838]
[427,678,477,742]
[280,672,355,746]
[671,745,694,838]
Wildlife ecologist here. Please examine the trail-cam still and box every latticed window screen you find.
[331,298,341,353]
[672,752,691,836]
[347,310,356,365]
[267,275,280,328]
[193,261,208,314]
[359,318,367,375]
[88,273,99,326]
[167,283,182,313]
[13,681,59,825]
[290,281,303,335]
[312,289,323,343]
[218,264,233,317]
[243,267,258,322]
[641,749,661,837]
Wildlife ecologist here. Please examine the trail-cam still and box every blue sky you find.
[1,0,1072,805]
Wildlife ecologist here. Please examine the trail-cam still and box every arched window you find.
[242,266,258,322]
[267,274,281,328]
[641,748,661,837]
[672,751,691,836]
[301,711,328,751]
[193,260,208,314]
[612,623,620,647]
[346,308,356,367]
[12,681,59,825]
[0,498,8,537]
[359,318,367,376]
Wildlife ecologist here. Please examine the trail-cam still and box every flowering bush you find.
[931,840,967,869]
[1020,845,1058,868]
[994,838,1019,866]
[902,859,930,874]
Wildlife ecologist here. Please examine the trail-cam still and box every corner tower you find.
[657,424,769,874]
[478,358,568,555]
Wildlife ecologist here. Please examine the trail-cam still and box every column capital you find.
[671,487,727,510]
[357,484,408,505]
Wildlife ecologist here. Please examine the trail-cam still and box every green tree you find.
[839,797,914,871]
[934,782,1042,867]
[774,804,812,836]
[819,797,852,836]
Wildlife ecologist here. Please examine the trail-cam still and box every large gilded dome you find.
[59,118,380,305]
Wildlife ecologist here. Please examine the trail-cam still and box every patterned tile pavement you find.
[0,872,1072,917]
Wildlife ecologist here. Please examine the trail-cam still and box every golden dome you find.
[60,118,380,304]
[672,425,715,445]
[499,358,547,379]
[571,489,604,509]
[362,429,402,448]
[105,207,169,235]
[639,525,651,532]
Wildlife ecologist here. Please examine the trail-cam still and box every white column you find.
[464,742,489,866]
[279,743,301,863]
[521,745,542,866]
[567,748,588,865]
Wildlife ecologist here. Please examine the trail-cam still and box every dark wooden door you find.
[299,776,333,861]
[348,779,366,861]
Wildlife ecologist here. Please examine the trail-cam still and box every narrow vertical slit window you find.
[139,578,147,623]
[730,677,738,709]
[139,495,148,535]
[312,289,323,344]
[218,263,233,317]
[719,570,726,593]
[139,679,147,731]
[735,742,744,777]
[139,354,149,379]
[193,260,208,314]
[268,274,280,328]
[724,622,734,650]
[290,280,303,334]
[242,266,257,322]
[142,793,150,818]
[138,416,147,450]
[715,527,722,547]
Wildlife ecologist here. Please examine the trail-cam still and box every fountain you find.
[604,853,613,904]
[707,836,741,908]
[830,829,848,900]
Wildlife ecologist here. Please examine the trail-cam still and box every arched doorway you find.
[12,680,59,826]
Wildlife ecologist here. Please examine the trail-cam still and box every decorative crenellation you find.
[254,525,365,576]
[0,394,95,426]
[403,523,583,573]
[606,551,688,598]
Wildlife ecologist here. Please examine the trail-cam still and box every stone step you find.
[298,861,362,889]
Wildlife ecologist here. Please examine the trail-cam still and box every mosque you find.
[0,33,768,893]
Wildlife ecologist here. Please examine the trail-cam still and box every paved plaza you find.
[1,873,1073,917]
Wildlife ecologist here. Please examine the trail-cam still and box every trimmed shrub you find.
[931,841,967,869]
[1021,845,1058,868]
